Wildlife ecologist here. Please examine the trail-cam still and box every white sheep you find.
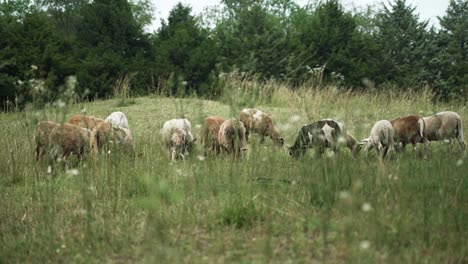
[160,119,195,161]
[105,111,129,129]
[361,120,395,159]
[423,111,465,152]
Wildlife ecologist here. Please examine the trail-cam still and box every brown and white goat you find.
[239,108,284,146]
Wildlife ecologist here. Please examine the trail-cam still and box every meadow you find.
[1,79,467,263]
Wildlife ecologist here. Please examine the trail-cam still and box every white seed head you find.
[360,240,370,250]
[338,191,351,200]
[66,169,79,176]
[362,203,372,212]
[456,159,463,167]
[290,115,301,122]
[197,155,206,161]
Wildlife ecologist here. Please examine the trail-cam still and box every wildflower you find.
[338,136,346,144]
[443,139,450,144]
[325,149,335,158]
[360,240,370,250]
[81,108,87,113]
[107,150,111,154]
[338,191,351,200]
[456,159,463,167]
[31,65,38,71]
[47,165,52,175]
[361,203,372,212]
[290,115,301,122]
[197,155,206,161]
[66,169,79,176]
[55,100,66,108]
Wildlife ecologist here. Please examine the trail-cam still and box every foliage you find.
[0,86,467,262]
[1,0,467,108]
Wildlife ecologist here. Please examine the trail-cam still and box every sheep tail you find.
[456,117,464,143]
[418,118,425,140]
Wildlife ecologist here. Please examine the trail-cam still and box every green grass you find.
[1,88,467,263]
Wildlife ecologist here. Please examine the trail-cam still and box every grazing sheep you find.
[34,121,60,162]
[239,108,284,146]
[390,114,430,158]
[321,119,360,156]
[161,119,195,161]
[67,114,105,130]
[49,123,92,161]
[218,118,248,158]
[200,116,225,156]
[361,120,395,159]
[423,111,465,151]
[92,121,135,156]
[105,111,129,129]
[289,120,340,158]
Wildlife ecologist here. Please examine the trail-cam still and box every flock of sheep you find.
[34,108,465,165]
[34,111,134,163]
[162,109,465,161]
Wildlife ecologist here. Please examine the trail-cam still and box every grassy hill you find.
[1,89,467,263]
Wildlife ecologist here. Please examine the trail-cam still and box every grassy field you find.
[1,84,467,263]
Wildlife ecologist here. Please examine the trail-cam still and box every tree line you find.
[0,0,466,108]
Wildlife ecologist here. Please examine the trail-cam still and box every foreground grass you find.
[0,91,467,263]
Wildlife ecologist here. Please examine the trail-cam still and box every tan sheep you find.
[423,111,465,152]
[48,123,93,161]
[218,118,248,158]
[239,108,283,146]
[200,116,225,156]
[92,121,135,156]
[34,121,60,162]
[67,114,105,130]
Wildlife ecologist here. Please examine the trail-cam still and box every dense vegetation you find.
[1,76,467,262]
[1,0,467,109]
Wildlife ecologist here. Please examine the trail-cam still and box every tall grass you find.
[0,76,467,262]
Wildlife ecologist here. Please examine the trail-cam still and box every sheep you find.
[34,121,60,162]
[239,108,284,146]
[161,119,195,161]
[361,120,395,159]
[105,111,129,129]
[423,111,465,152]
[218,118,248,158]
[67,114,105,130]
[390,114,430,158]
[289,120,339,158]
[199,116,225,156]
[92,121,135,156]
[48,123,93,162]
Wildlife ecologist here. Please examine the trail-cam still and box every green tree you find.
[435,0,468,100]
[153,3,218,97]
[374,0,429,88]
[75,0,155,97]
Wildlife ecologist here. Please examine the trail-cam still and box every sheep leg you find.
[259,135,265,144]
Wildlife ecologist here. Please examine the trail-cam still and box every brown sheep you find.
[34,121,60,161]
[218,118,248,158]
[390,115,430,158]
[200,116,225,156]
[239,108,283,146]
[67,114,105,130]
[92,121,135,156]
[49,123,92,161]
